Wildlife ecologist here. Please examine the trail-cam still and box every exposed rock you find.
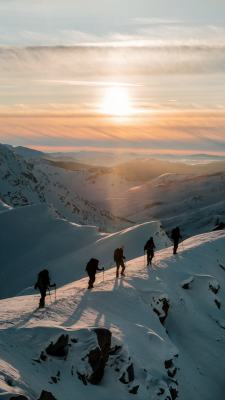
[76,371,87,386]
[109,345,122,355]
[45,334,69,358]
[152,295,170,325]
[40,351,47,361]
[10,396,28,400]
[119,363,135,384]
[129,385,139,394]
[215,299,221,309]
[82,328,112,385]
[71,338,78,344]
[169,385,179,400]
[164,359,173,370]
[219,263,225,272]
[94,328,112,357]
[167,368,177,378]
[37,391,57,400]
[88,347,106,384]
[209,280,220,294]
[181,276,194,290]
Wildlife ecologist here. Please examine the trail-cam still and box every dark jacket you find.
[35,269,50,291]
[114,248,125,262]
[144,239,156,252]
[171,227,182,241]
[86,258,102,276]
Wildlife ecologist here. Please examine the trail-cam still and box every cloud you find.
[130,17,184,26]
[1,110,225,154]
[0,41,225,84]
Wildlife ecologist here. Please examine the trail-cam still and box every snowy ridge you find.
[0,231,225,399]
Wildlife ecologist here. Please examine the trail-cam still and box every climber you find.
[144,237,156,266]
[171,227,182,254]
[34,269,56,308]
[86,258,104,289]
[114,246,126,277]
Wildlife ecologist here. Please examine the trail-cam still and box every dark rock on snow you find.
[129,385,139,394]
[10,396,29,400]
[119,363,135,384]
[87,328,112,385]
[45,335,69,358]
[37,391,57,400]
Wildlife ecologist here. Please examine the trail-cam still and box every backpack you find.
[86,258,99,274]
[171,228,180,240]
[35,269,50,289]
[114,248,123,261]
[144,240,154,251]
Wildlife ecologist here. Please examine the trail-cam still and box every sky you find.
[0,0,225,155]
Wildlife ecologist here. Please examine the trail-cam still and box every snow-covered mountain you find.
[1,144,225,399]
[1,143,225,237]
[0,144,131,231]
[0,229,225,400]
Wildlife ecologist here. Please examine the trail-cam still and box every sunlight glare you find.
[101,87,132,117]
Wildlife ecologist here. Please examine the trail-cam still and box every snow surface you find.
[0,230,225,400]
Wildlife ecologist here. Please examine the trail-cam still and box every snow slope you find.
[0,204,170,299]
[0,231,225,400]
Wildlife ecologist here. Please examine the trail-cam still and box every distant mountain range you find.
[1,143,225,236]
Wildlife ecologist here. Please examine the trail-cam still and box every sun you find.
[101,86,132,117]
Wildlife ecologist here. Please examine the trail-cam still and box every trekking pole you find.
[54,285,57,301]
[48,288,52,303]
[103,269,105,283]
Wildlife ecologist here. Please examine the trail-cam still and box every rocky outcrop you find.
[119,363,135,384]
[152,294,170,325]
[45,334,69,358]
[87,328,112,385]
[181,276,194,289]
[37,391,57,400]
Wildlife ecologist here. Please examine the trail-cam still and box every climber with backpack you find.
[171,226,182,254]
[144,237,156,266]
[114,246,126,278]
[34,269,56,308]
[86,258,104,289]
